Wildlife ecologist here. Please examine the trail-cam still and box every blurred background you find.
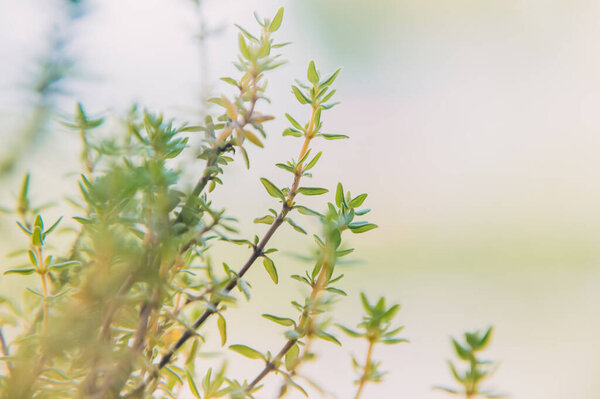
[1,0,599,398]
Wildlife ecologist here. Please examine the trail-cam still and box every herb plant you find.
[436,327,503,399]
[0,6,504,399]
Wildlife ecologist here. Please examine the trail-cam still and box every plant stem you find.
[354,340,375,399]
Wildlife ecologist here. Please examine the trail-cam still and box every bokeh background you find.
[1,0,600,398]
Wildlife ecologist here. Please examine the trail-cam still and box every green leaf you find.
[382,338,409,345]
[26,250,37,267]
[476,327,493,350]
[326,287,347,296]
[348,222,378,233]
[243,129,263,148]
[283,128,303,138]
[254,215,274,224]
[220,77,238,87]
[217,314,227,346]
[4,267,36,276]
[316,330,341,346]
[229,344,264,360]
[285,343,300,371]
[307,60,319,84]
[452,339,471,361]
[260,178,285,200]
[335,183,344,207]
[268,7,284,32]
[238,33,250,59]
[34,215,43,230]
[320,67,341,87]
[320,133,348,140]
[49,261,80,270]
[291,85,310,104]
[285,113,303,131]
[263,257,278,284]
[336,324,362,338]
[286,218,307,234]
[186,369,202,399]
[349,193,368,208]
[32,226,42,247]
[297,187,328,196]
[304,151,322,171]
[294,205,322,217]
[262,314,295,327]
[43,217,63,237]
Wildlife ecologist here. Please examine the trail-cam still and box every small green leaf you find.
[229,344,264,360]
[291,86,310,104]
[320,133,349,140]
[452,339,471,361]
[238,33,250,59]
[262,314,295,327]
[294,205,322,217]
[337,324,362,338]
[32,226,42,247]
[217,314,227,346]
[220,77,238,87]
[286,218,307,234]
[382,338,409,345]
[285,343,300,371]
[349,193,368,208]
[316,330,341,346]
[268,7,284,32]
[4,267,36,276]
[43,217,63,237]
[263,257,278,284]
[283,128,303,138]
[260,178,285,200]
[285,113,303,131]
[320,67,341,87]
[307,60,319,84]
[34,215,43,230]
[254,215,274,224]
[49,261,80,270]
[186,369,202,399]
[335,183,344,207]
[348,222,378,233]
[243,129,264,148]
[297,187,328,196]
[304,151,322,171]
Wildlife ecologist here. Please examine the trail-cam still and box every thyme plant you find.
[0,7,402,399]
[436,327,503,399]
[0,6,504,399]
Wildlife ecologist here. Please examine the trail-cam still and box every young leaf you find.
[186,369,202,399]
[297,187,328,196]
[4,267,37,275]
[335,183,344,207]
[349,193,368,208]
[348,222,378,233]
[320,67,341,87]
[307,60,319,84]
[262,314,295,327]
[268,7,284,32]
[291,85,310,104]
[320,133,349,140]
[285,343,300,371]
[229,344,265,360]
[263,257,278,284]
[260,178,285,200]
[217,314,227,346]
